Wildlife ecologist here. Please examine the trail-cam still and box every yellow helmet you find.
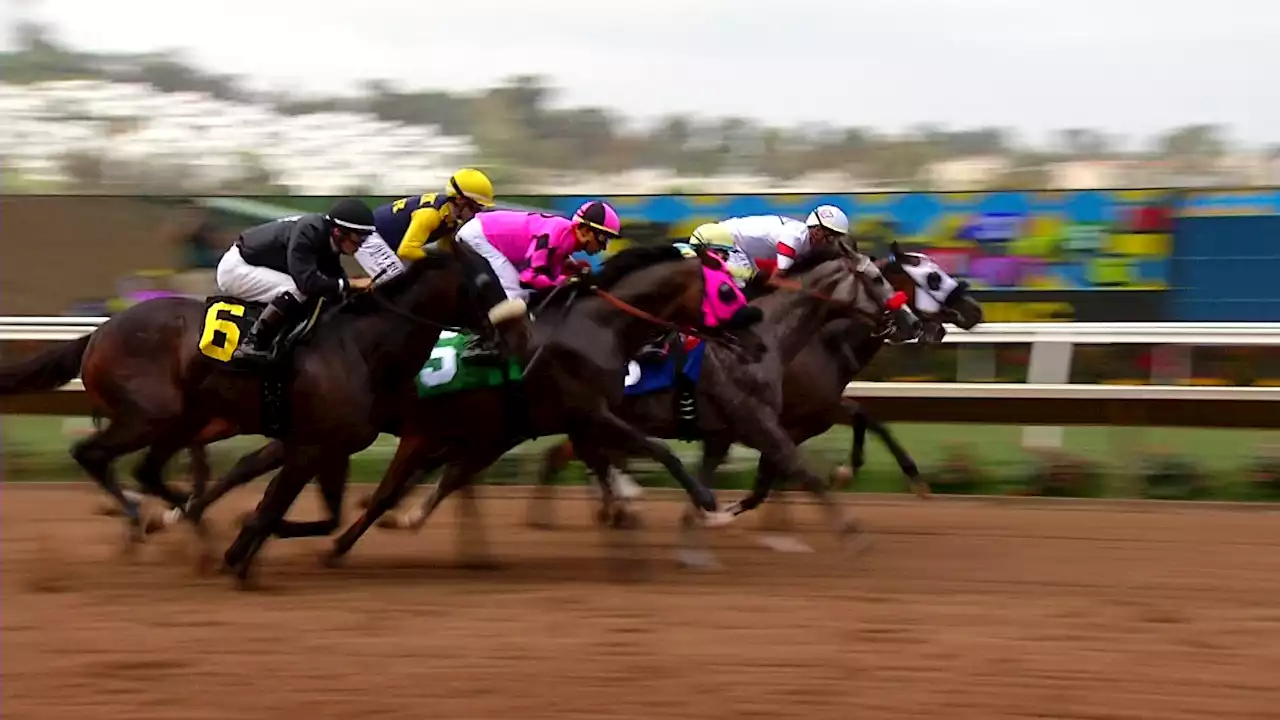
[446,168,495,207]
[689,222,735,250]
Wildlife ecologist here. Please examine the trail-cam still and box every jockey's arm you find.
[288,223,346,298]
[395,206,446,262]
[518,233,567,291]
[774,241,798,272]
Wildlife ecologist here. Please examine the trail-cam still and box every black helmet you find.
[326,197,375,235]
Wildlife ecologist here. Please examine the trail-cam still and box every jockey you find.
[354,168,496,285]
[215,197,376,363]
[717,204,851,278]
[687,221,755,289]
[632,206,850,362]
[454,200,621,359]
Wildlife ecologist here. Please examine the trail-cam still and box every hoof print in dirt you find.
[1023,450,1104,498]
[930,443,983,495]
[1139,452,1206,500]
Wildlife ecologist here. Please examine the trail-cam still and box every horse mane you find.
[591,244,689,291]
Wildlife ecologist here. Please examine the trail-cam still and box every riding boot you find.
[232,293,300,364]
[635,330,674,363]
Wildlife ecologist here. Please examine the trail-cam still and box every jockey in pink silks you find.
[454,201,622,359]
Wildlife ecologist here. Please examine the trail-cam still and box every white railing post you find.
[1021,340,1074,449]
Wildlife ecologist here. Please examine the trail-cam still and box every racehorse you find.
[171,244,763,574]
[522,243,984,529]
[355,243,921,565]
[0,244,513,573]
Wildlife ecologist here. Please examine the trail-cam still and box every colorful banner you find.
[549,190,1176,292]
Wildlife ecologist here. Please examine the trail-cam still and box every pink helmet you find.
[572,200,621,238]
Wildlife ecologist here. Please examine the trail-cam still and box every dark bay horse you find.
[0,245,511,565]
[168,244,763,569]
[365,244,921,565]
[525,243,984,530]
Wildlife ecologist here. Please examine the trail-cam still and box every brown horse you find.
[168,244,763,568]
[359,244,921,567]
[0,244,513,573]
[524,243,984,530]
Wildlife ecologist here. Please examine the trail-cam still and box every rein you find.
[764,273,899,325]
[591,288,739,346]
[357,265,465,333]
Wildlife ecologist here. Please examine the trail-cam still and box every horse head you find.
[879,240,984,343]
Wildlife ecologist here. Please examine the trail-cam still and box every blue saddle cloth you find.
[623,342,705,396]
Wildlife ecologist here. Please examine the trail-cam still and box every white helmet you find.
[806,205,849,235]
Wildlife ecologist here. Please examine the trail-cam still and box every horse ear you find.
[889,240,902,258]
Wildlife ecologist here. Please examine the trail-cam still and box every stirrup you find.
[461,337,502,360]
[231,343,275,363]
[636,342,670,362]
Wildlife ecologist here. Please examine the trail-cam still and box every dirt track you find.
[4,484,1280,719]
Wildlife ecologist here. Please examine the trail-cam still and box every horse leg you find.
[222,449,319,588]
[670,437,736,570]
[750,457,794,532]
[183,441,285,527]
[527,438,575,530]
[187,444,211,505]
[734,407,864,550]
[70,416,157,550]
[449,464,499,570]
[574,441,649,579]
[570,405,718,514]
[273,455,348,538]
[848,402,928,498]
[327,434,446,561]
[131,416,214,534]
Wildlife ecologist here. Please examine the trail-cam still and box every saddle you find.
[196,294,326,438]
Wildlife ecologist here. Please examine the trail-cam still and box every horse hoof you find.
[830,465,854,490]
[142,512,168,536]
[374,516,409,531]
[676,548,722,571]
[840,526,874,556]
[325,545,350,568]
[755,534,815,553]
[702,510,736,529]
[910,480,932,499]
[611,509,643,530]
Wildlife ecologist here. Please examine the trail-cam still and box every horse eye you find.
[926,271,942,291]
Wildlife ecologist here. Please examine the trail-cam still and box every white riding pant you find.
[215,245,305,304]
[722,243,756,288]
[353,231,405,286]
[456,219,529,302]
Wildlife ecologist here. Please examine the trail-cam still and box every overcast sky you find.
[4,0,1278,148]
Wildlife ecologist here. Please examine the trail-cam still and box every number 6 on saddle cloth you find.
[195,294,328,437]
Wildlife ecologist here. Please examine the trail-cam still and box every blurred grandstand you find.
[1,80,479,194]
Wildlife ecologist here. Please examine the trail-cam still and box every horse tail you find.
[0,333,91,394]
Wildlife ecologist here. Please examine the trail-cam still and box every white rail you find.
[2,318,1280,345]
